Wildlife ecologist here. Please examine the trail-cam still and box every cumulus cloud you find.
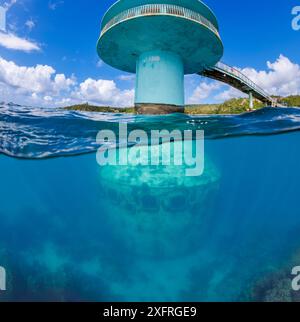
[0,57,75,94]
[188,81,221,104]
[240,55,300,97]
[0,56,134,107]
[188,55,300,103]
[214,87,247,102]
[1,54,299,107]
[74,78,134,107]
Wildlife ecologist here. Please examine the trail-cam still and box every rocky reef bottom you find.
[245,249,300,302]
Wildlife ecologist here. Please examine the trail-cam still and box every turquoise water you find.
[1,104,300,301]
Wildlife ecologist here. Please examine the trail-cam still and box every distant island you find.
[64,95,300,115]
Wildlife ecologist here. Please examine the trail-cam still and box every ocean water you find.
[1,103,300,302]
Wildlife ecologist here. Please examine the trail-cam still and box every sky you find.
[0,0,299,107]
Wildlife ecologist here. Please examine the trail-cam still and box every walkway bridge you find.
[201,62,278,108]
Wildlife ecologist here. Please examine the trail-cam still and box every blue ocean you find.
[1,103,300,302]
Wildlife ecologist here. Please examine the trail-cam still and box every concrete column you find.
[135,50,184,114]
[249,92,254,110]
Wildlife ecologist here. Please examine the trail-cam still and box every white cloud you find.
[0,56,134,107]
[96,60,104,68]
[74,78,134,107]
[0,31,40,51]
[188,55,300,103]
[44,95,53,102]
[214,87,246,102]
[25,19,35,31]
[117,74,135,81]
[2,0,17,10]
[0,0,40,52]
[0,57,75,94]
[2,54,299,108]
[188,81,221,104]
[0,56,75,106]
[48,1,64,11]
[240,55,300,97]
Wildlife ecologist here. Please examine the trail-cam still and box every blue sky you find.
[0,0,299,107]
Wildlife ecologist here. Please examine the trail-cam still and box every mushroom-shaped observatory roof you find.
[101,0,219,30]
[98,0,223,74]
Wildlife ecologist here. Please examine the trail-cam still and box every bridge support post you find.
[249,92,253,110]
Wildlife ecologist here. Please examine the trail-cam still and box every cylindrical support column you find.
[249,92,254,110]
[135,50,184,114]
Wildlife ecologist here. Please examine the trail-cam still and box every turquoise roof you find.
[98,13,223,74]
[101,0,219,30]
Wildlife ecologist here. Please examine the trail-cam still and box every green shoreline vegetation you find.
[63,95,300,115]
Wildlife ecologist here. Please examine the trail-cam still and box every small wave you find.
[1,103,300,159]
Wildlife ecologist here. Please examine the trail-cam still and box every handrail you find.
[213,62,275,103]
[99,5,275,106]
[100,4,220,39]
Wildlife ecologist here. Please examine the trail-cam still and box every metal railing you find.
[101,4,220,39]
[213,62,275,104]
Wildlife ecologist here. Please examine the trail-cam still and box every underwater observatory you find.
[1,0,300,306]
